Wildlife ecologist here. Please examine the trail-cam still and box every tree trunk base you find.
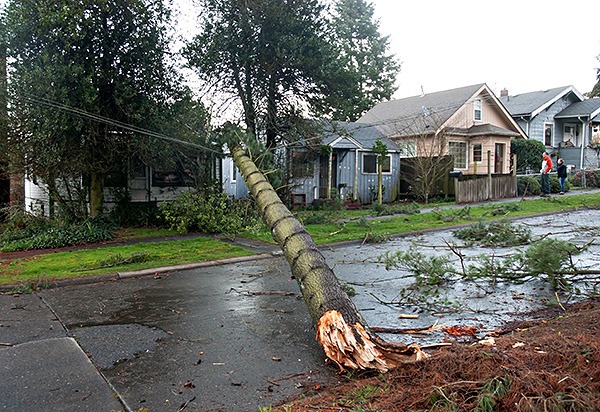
[316,310,428,373]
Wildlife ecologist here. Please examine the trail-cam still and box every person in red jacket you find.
[540,151,553,196]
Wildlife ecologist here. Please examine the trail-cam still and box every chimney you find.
[500,88,509,98]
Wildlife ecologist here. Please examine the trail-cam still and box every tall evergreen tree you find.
[5,0,190,218]
[0,8,7,159]
[184,0,336,150]
[319,0,400,122]
[588,53,600,97]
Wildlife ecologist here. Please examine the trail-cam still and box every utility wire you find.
[17,93,224,155]
[15,90,506,156]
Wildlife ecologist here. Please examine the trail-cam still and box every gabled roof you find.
[320,121,400,151]
[287,120,399,151]
[499,86,584,118]
[356,83,525,139]
[554,98,600,120]
[357,84,486,137]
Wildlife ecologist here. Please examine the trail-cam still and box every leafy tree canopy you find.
[184,0,401,146]
[587,53,600,98]
[317,0,400,122]
[184,0,331,149]
[4,0,198,217]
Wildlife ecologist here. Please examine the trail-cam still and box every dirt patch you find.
[272,298,600,411]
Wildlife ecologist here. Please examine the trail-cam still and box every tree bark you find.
[230,144,426,372]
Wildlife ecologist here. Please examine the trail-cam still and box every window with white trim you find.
[231,159,237,183]
[398,141,416,157]
[474,99,482,121]
[473,143,482,162]
[544,124,553,146]
[448,141,467,169]
[362,153,391,174]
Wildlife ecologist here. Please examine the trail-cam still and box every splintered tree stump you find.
[230,143,427,372]
[317,310,427,372]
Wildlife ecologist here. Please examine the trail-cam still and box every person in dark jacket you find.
[557,158,567,194]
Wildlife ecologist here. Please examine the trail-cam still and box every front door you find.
[319,153,337,198]
[494,143,505,173]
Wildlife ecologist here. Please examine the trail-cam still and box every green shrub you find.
[108,189,161,227]
[512,139,545,173]
[517,176,541,196]
[571,169,600,188]
[0,215,115,252]
[549,174,570,193]
[160,190,260,235]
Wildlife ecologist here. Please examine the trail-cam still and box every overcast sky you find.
[371,0,600,98]
[3,0,598,100]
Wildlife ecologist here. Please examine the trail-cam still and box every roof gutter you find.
[520,116,530,136]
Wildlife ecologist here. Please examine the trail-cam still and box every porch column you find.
[579,117,587,187]
[487,150,492,200]
[327,151,332,199]
[353,150,359,200]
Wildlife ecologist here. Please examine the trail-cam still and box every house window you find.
[544,124,553,146]
[448,141,467,169]
[152,162,194,187]
[230,160,238,183]
[398,141,416,157]
[290,151,315,178]
[362,153,391,174]
[474,99,482,121]
[473,143,482,162]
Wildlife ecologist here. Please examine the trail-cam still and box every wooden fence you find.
[454,174,517,203]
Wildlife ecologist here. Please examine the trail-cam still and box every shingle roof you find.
[357,84,486,136]
[555,98,600,119]
[318,120,400,150]
[446,123,522,137]
[499,86,583,117]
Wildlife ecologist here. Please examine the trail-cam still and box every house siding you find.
[447,92,516,130]
[290,149,401,205]
[558,146,600,171]
[529,95,578,147]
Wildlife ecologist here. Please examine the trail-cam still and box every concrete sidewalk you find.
[0,293,124,411]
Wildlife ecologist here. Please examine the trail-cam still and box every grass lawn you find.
[243,191,600,244]
[2,191,599,288]
[0,237,252,286]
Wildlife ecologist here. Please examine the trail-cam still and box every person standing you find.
[540,151,552,196]
[557,158,567,194]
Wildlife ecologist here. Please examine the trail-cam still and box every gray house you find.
[499,86,600,170]
[554,98,600,170]
[221,122,402,206]
[288,121,402,206]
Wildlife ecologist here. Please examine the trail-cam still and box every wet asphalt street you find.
[1,204,599,411]
[34,258,340,411]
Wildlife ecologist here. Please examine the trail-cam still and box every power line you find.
[16,93,224,156]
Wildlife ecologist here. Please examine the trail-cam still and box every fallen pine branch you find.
[370,323,446,335]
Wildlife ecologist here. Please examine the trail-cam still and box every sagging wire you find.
[16,92,224,156]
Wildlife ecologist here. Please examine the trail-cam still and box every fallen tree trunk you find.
[230,144,427,372]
